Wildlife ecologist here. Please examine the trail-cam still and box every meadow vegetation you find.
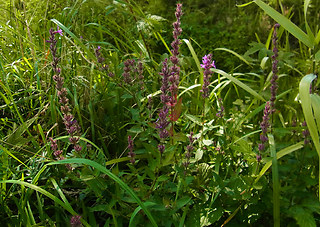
[1,0,320,226]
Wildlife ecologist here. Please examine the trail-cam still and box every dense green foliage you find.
[1,0,320,226]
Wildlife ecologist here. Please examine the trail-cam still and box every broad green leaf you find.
[254,0,313,48]
[299,74,320,156]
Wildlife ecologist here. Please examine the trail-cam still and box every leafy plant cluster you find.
[1,0,320,226]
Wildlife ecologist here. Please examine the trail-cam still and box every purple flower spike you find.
[53,26,63,36]
[127,136,136,164]
[168,3,183,107]
[70,215,82,227]
[258,102,271,153]
[47,26,82,160]
[183,132,196,173]
[200,54,215,98]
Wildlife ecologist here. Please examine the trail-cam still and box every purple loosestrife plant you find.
[70,215,82,227]
[183,132,196,173]
[200,54,216,98]
[156,59,171,153]
[47,27,82,157]
[156,106,170,140]
[302,121,310,145]
[258,101,271,159]
[122,59,136,84]
[257,24,280,160]
[127,135,136,164]
[168,3,183,107]
[95,46,114,77]
[159,59,171,105]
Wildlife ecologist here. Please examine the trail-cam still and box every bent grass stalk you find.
[30,158,158,226]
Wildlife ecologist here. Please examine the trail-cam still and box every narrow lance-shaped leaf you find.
[299,74,320,156]
[253,0,313,48]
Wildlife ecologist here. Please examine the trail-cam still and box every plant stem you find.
[268,134,280,227]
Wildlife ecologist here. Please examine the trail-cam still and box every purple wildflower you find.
[302,121,310,145]
[158,144,165,154]
[70,215,82,227]
[257,24,280,156]
[200,54,215,98]
[259,101,271,153]
[183,132,196,173]
[168,3,183,107]
[95,46,111,73]
[53,26,63,36]
[127,135,136,164]
[256,154,262,162]
[159,59,171,104]
[155,106,170,139]
[47,27,82,154]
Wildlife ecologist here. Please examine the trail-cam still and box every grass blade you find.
[214,47,252,66]
[212,68,266,101]
[46,158,158,227]
[254,0,313,48]
[0,180,90,227]
[51,19,96,61]
[254,141,304,184]
[299,74,320,156]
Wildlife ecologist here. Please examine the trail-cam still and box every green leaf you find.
[129,202,159,227]
[304,0,315,43]
[195,148,203,161]
[182,39,202,75]
[255,141,304,184]
[315,49,320,61]
[288,206,316,227]
[0,180,90,227]
[212,68,266,101]
[299,74,320,156]
[315,29,320,45]
[253,0,313,48]
[46,158,158,227]
[185,114,202,126]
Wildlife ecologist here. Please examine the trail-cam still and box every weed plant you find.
[1,0,320,226]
